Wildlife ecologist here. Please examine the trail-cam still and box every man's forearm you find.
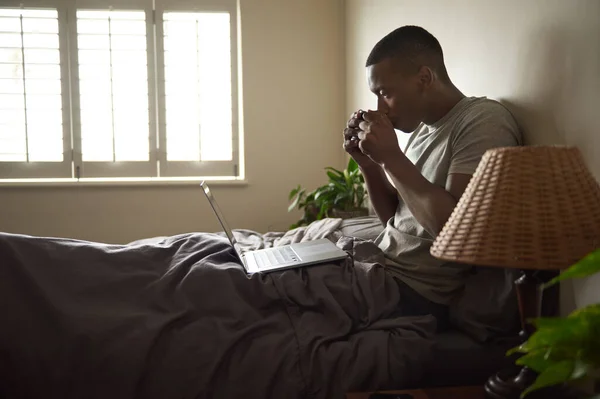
[382,156,458,236]
[360,163,399,226]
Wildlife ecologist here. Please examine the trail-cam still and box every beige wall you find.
[0,0,346,244]
[345,0,600,310]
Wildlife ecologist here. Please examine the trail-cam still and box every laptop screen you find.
[200,182,244,256]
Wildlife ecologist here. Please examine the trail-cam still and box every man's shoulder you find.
[453,96,522,144]
[460,97,518,125]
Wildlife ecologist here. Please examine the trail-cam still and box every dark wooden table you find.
[346,385,486,399]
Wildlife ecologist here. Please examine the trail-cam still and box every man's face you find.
[366,58,427,133]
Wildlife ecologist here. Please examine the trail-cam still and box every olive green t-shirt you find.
[375,96,523,305]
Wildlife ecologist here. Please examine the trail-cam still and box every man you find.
[344,26,522,331]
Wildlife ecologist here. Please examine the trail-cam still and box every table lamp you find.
[430,146,600,399]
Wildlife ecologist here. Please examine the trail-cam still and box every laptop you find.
[200,181,348,274]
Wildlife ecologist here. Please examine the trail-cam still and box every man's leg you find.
[394,278,450,332]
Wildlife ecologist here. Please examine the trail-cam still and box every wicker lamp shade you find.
[431,146,600,270]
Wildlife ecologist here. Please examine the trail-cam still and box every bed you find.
[0,217,521,399]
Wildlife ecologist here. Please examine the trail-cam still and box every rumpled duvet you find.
[0,219,436,399]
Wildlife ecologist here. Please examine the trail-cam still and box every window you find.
[0,0,239,182]
[163,12,232,162]
[0,7,69,179]
[77,10,150,163]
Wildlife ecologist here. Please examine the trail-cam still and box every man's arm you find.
[358,106,521,237]
[357,111,466,235]
[381,158,472,236]
[360,163,399,226]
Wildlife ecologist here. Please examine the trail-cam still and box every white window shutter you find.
[69,3,157,178]
[0,0,240,181]
[154,0,240,178]
[0,4,73,179]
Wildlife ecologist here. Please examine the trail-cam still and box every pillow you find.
[338,216,384,241]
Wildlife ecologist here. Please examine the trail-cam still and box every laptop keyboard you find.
[255,246,299,268]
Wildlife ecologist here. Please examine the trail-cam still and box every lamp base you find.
[485,366,535,399]
[485,366,583,399]
[485,270,581,399]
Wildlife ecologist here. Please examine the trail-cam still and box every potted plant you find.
[287,158,368,229]
[509,248,600,398]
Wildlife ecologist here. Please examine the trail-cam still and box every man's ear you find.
[417,65,434,89]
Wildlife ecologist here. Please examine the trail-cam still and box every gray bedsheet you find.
[0,222,435,399]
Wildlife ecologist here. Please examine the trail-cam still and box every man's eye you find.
[380,91,390,98]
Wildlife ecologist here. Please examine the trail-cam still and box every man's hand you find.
[343,110,376,169]
[358,110,402,166]
[343,110,399,225]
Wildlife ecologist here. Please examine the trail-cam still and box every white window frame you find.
[69,0,158,178]
[0,0,241,183]
[154,0,239,178]
[0,0,73,179]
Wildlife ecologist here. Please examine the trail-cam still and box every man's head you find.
[365,26,450,132]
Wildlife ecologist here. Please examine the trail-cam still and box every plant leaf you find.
[288,185,301,201]
[533,317,577,330]
[334,192,350,207]
[570,303,600,319]
[355,185,365,208]
[507,344,527,357]
[318,202,329,219]
[570,357,590,380]
[515,302,600,399]
[325,166,344,175]
[326,171,344,183]
[570,304,600,366]
[288,197,300,212]
[316,188,335,204]
[343,168,350,182]
[521,360,574,397]
[331,180,348,193]
[288,188,306,212]
[313,186,329,200]
[544,248,600,289]
[347,157,359,173]
[516,349,554,373]
[295,159,367,219]
[525,316,590,351]
[325,167,344,179]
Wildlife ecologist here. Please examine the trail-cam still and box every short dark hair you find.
[366,25,449,82]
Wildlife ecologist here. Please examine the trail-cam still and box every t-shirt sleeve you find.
[449,102,523,175]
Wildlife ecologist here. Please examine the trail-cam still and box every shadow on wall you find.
[499,27,574,146]
[497,27,597,315]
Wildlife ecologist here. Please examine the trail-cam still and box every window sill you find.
[0,177,248,188]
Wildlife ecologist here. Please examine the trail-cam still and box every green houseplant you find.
[287,158,368,229]
[509,248,600,398]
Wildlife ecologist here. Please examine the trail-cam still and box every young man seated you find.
[344,26,522,331]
